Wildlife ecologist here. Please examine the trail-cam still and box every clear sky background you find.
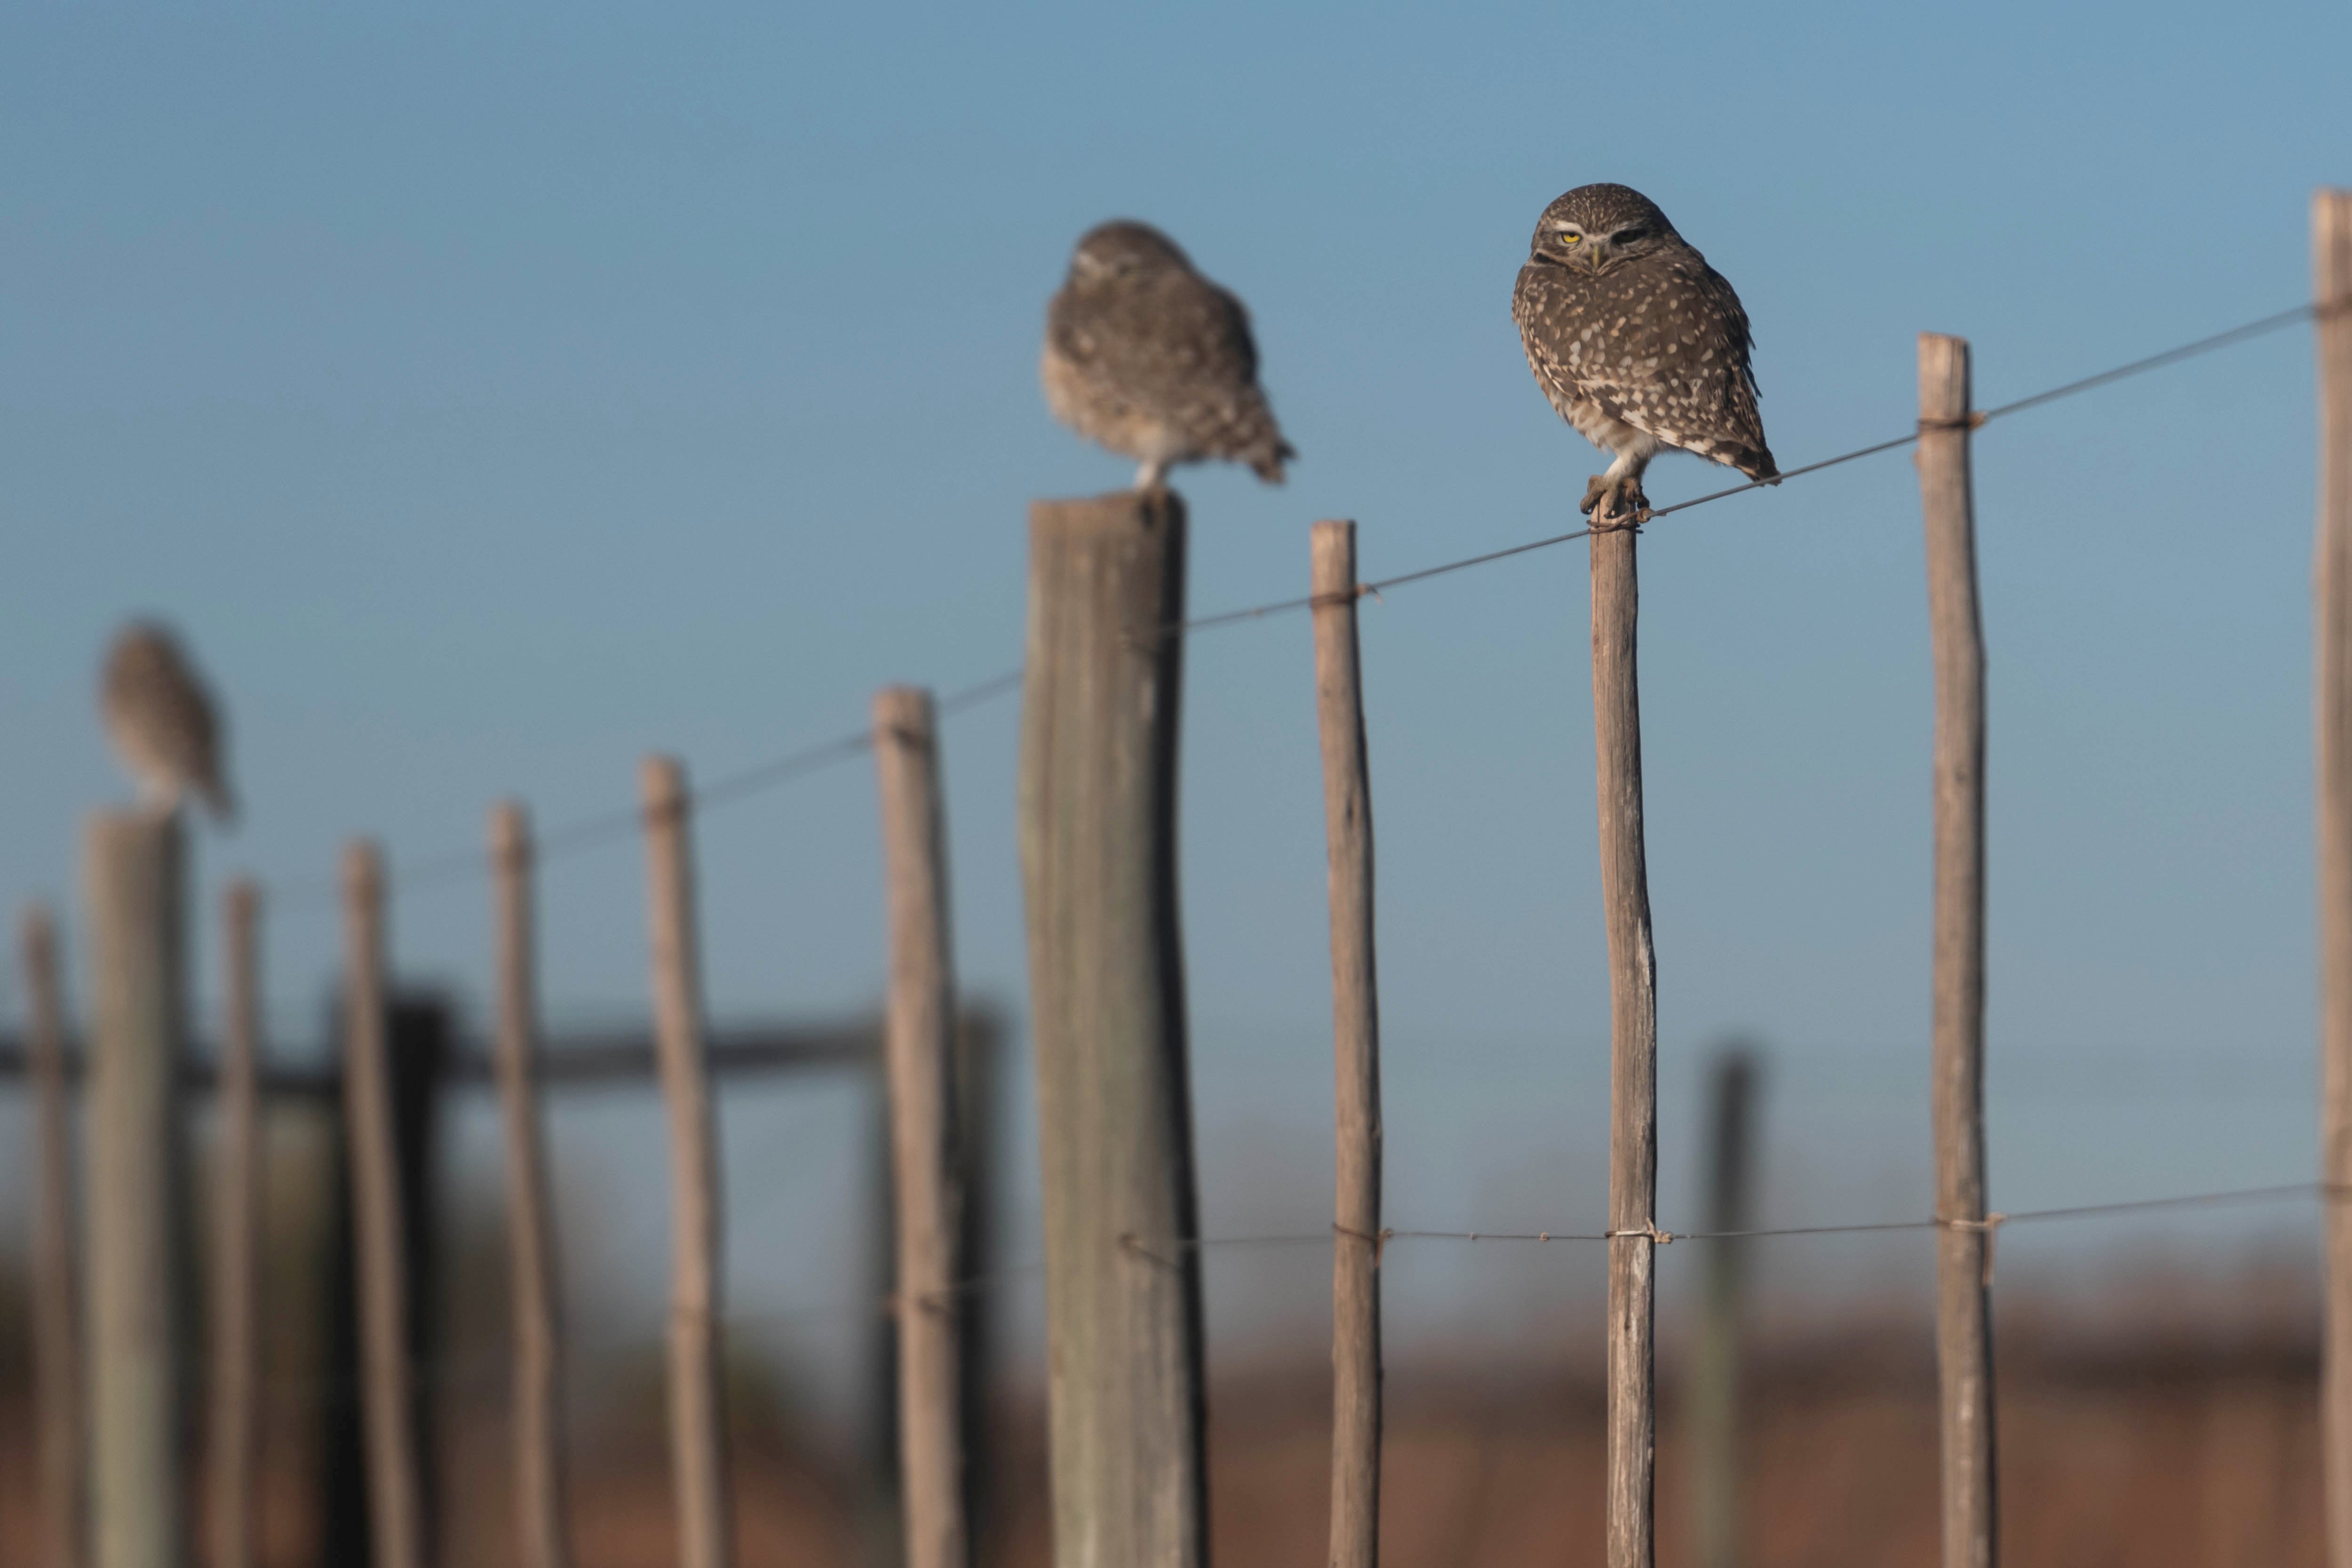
[3,1,2347,1423]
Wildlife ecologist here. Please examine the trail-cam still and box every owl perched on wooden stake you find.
[1042,220,1294,492]
[1513,183,1776,526]
[102,621,236,825]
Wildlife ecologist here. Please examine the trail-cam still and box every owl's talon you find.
[1582,475,1648,531]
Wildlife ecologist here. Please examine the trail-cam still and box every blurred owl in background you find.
[1513,183,1775,525]
[1042,220,1294,492]
[102,620,236,825]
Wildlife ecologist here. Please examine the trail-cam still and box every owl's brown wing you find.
[1521,251,1772,478]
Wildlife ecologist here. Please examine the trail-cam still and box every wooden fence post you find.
[21,903,87,1568]
[874,686,970,1568]
[1018,490,1207,1568]
[2314,184,2352,1568]
[1311,520,1383,1568]
[1918,332,1997,1568]
[1690,1045,1758,1568]
[210,881,264,1568]
[82,810,190,1568]
[342,840,426,1568]
[643,756,733,1568]
[492,802,574,1568]
[1590,521,1659,1568]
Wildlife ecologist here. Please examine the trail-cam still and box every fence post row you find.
[1588,509,1661,1568]
[211,881,265,1568]
[1311,519,1384,1568]
[493,802,575,1568]
[1918,333,1997,1568]
[643,755,735,1568]
[1019,489,1208,1568]
[2314,184,2352,1568]
[83,811,190,1568]
[342,840,428,1568]
[21,903,87,1568]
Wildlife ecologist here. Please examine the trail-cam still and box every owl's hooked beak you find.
[1574,242,1605,274]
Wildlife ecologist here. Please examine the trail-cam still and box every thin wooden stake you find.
[1311,520,1383,1568]
[1019,490,1207,1568]
[1918,333,1996,1568]
[1590,523,1659,1568]
[21,903,87,1568]
[643,756,732,1568]
[209,881,264,1568]
[341,840,425,1568]
[1690,1046,1758,1568]
[82,810,189,1568]
[874,687,970,1568]
[492,803,573,1568]
[2314,185,2352,1568]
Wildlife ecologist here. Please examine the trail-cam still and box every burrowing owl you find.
[1513,184,1775,526]
[1042,220,1293,492]
[101,621,235,824]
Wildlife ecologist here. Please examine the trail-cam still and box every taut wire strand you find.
[264,297,2333,904]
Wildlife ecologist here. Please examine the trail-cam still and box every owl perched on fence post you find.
[101,621,236,825]
[1513,183,1776,527]
[1042,220,1294,493]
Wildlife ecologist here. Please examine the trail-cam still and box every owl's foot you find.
[1581,474,1650,531]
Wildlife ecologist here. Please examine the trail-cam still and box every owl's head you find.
[1528,184,1681,275]
[1067,220,1194,286]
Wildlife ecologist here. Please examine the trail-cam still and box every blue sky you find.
[2,2,2347,1389]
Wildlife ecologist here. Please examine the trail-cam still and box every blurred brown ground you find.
[0,1273,2321,1568]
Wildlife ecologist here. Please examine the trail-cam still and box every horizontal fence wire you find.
[179,1177,2339,1408]
[246,297,2334,908]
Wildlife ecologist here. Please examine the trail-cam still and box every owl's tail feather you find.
[1249,436,1296,486]
[203,778,239,829]
[1728,445,1778,483]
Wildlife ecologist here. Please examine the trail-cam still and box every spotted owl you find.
[102,620,235,825]
[1513,183,1775,525]
[1042,220,1294,492]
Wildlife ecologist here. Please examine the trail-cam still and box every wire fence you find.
[253,296,2336,910]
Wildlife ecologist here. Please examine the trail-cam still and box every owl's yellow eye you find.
[1560,231,1581,244]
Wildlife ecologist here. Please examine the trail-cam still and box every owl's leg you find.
[1580,449,1653,529]
[1135,458,1171,493]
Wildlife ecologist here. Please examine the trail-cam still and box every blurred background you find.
[1,2,2347,1562]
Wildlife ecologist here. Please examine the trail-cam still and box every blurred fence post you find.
[643,756,733,1568]
[1019,489,1207,1568]
[1591,518,1659,1568]
[82,810,190,1568]
[210,881,264,1568]
[22,903,87,1568]
[1691,1046,1758,1568]
[1919,333,1997,1568]
[1311,520,1383,1568]
[2315,184,2352,1568]
[342,842,426,1568]
[875,686,970,1568]
[493,802,573,1568]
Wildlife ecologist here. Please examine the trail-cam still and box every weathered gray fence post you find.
[642,756,733,1568]
[21,903,87,1568]
[492,802,573,1568]
[1590,519,1660,1568]
[2313,184,2352,1568]
[1919,333,1997,1568]
[1311,519,1383,1568]
[1691,1045,1758,1568]
[82,811,190,1568]
[342,841,426,1568]
[1018,490,1207,1568]
[210,880,264,1568]
[874,686,971,1568]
